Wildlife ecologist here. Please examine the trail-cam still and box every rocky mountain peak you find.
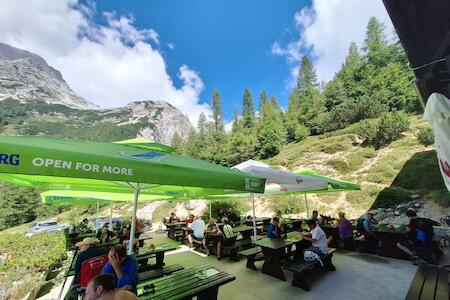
[0,42,97,109]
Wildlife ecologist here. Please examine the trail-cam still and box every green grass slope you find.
[268,114,449,217]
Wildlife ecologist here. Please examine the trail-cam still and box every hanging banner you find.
[423,93,450,192]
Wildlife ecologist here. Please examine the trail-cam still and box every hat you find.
[75,237,99,247]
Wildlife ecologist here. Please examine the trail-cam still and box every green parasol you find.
[0,136,265,253]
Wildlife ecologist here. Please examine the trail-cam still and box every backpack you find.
[356,218,365,235]
[304,250,323,266]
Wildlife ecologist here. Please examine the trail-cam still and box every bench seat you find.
[139,264,184,281]
[239,247,263,270]
[285,248,337,291]
[405,263,449,300]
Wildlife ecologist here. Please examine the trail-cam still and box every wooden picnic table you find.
[282,219,302,232]
[372,224,409,259]
[166,222,186,241]
[231,225,254,240]
[135,244,176,271]
[253,232,304,281]
[245,217,271,226]
[137,264,235,300]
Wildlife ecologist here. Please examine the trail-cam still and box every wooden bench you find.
[285,248,337,291]
[239,247,263,270]
[139,264,184,281]
[405,263,449,300]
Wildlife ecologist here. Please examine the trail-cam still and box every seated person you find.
[97,225,116,244]
[218,217,236,260]
[217,208,225,221]
[118,226,138,250]
[74,237,105,286]
[362,212,378,244]
[168,212,179,224]
[397,210,440,263]
[268,217,282,239]
[79,218,92,232]
[187,216,206,249]
[85,274,115,300]
[311,210,323,225]
[337,212,354,250]
[301,219,328,255]
[102,245,138,290]
[204,218,221,255]
[113,291,139,300]
[184,214,194,226]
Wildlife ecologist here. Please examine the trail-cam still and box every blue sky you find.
[92,0,308,121]
[0,0,392,125]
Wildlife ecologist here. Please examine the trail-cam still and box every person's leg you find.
[396,241,414,256]
[187,234,193,247]
[217,241,222,259]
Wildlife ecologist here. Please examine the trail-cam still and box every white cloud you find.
[0,0,209,125]
[167,43,175,50]
[272,0,394,84]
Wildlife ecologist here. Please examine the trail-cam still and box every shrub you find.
[209,199,249,220]
[327,158,349,173]
[431,190,450,208]
[357,111,410,148]
[417,127,434,146]
[294,124,310,141]
[372,187,410,208]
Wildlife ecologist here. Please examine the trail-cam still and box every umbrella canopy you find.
[0,136,265,253]
[0,136,265,193]
[230,160,360,239]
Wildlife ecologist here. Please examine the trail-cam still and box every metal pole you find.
[209,202,212,219]
[251,193,257,240]
[109,205,113,231]
[95,201,99,233]
[129,183,140,255]
[304,193,309,218]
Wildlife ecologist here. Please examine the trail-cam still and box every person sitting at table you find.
[187,215,206,249]
[184,214,194,226]
[311,210,323,225]
[102,245,138,290]
[84,274,115,300]
[74,237,106,286]
[79,218,94,232]
[97,225,116,244]
[217,217,237,260]
[268,217,282,239]
[204,218,221,255]
[361,212,379,245]
[301,219,328,256]
[118,226,138,250]
[396,210,440,263]
[337,212,355,250]
[168,212,179,224]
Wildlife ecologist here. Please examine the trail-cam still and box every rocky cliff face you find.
[0,42,97,109]
[0,42,193,143]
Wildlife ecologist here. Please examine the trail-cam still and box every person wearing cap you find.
[74,237,105,285]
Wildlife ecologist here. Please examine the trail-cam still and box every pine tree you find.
[211,90,224,132]
[364,17,389,67]
[171,132,184,152]
[242,88,255,128]
[270,95,282,112]
[256,101,286,159]
[259,90,270,111]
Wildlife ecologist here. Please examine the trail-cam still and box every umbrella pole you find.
[251,193,257,240]
[129,183,140,255]
[304,193,309,218]
[109,205,113,231]
[95,201,99,233]
[209,202,212,219]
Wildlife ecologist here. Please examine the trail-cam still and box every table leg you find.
[261,248,286,281]
[155,252,165,268]
[197,286,219,300]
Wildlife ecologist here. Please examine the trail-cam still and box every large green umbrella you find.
[0,136,265,253]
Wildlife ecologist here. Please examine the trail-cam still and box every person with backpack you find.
[397,210,440,264]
